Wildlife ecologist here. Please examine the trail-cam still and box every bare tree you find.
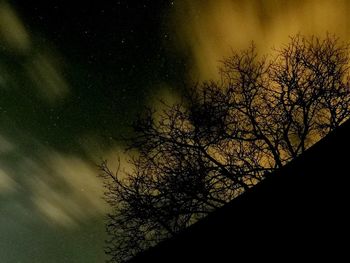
[99,35,350,262]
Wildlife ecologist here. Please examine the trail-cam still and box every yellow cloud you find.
[0,1,30,52]
[26,52,69,102]
[22,150,107,227]
[0,168,17,193]
[0,1,70,103]
[0,133,15,154]
[171,0,350,80]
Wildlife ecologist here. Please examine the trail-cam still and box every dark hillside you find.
[128,119,350,262]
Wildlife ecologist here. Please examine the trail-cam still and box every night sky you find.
[3,0,184,153]
[0,1,185,262]
[1,0,350,262]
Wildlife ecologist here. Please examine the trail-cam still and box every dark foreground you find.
[128,120,350,262]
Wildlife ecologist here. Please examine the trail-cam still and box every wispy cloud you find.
[0,1,69,103]
[171,0,350,80]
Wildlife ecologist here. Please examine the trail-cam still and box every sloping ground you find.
[128,120,350,262]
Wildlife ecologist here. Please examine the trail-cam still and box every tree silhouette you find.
[99,35,350,262]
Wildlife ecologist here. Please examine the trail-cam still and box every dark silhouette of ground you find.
[128,118,350,262]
